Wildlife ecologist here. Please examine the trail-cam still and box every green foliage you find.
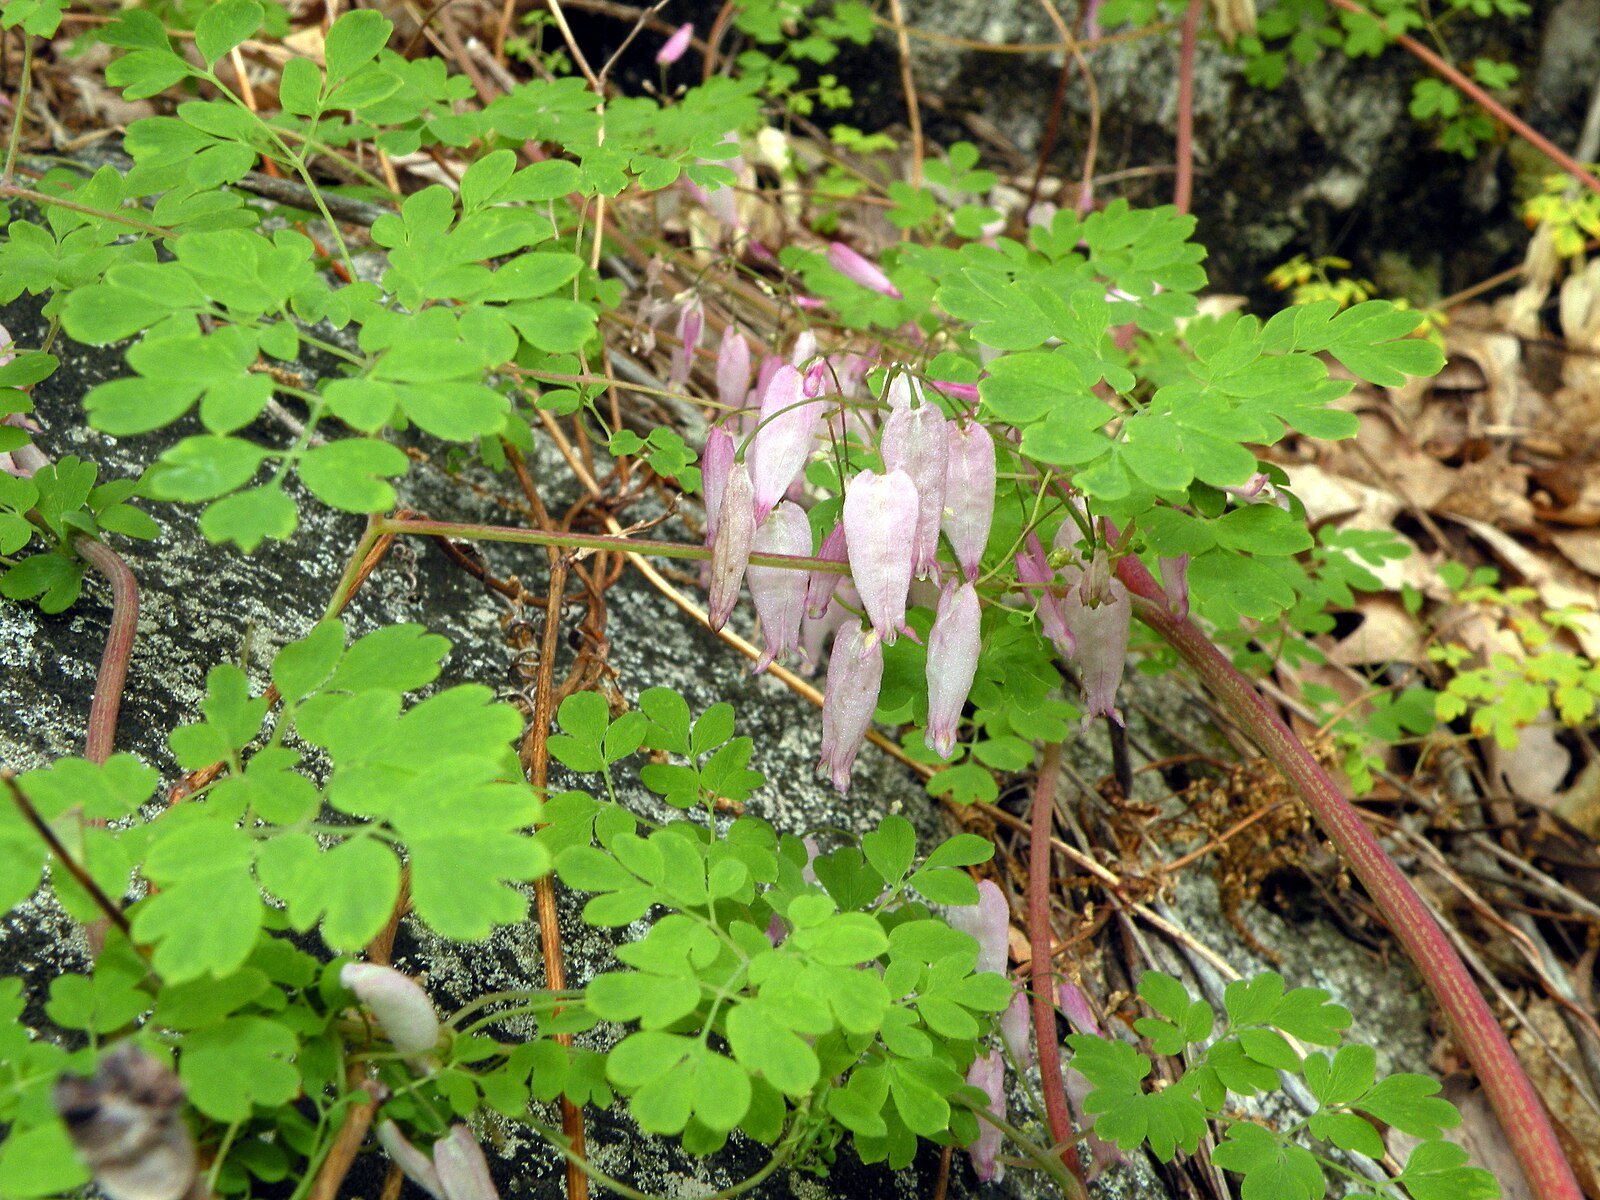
[1069,970,1497,1200]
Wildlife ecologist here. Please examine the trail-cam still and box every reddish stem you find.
[1114,552,1582,1200]
[72,536,138,766]
[1173,0,1203,214]
[1028,743,1089,1196]
[1324,0,1600,199]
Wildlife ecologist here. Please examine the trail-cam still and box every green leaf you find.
[921,834,994,870]
[0,1121,89,1196]
[271,619,346,703]
[1358,1073,1460,1140]
[146,436,270,502]
[297,438,409,512]
[1394,1139,1498,1200]
[1307,1110,1384,1158]
[1269,985,1350,1045]
[861,814,915,885]
[1223,970,1284,1027]
[327,623,449,693]
[278,55,323,116]
[1303,1043,1375,1107]
[180,1016,300,1121]
[45,971,150,1033]
[325,9,392,79]
[134,822,263,982]
[194,0,264,66]
[201,484,299,552]
[1211,1122,1324,1199]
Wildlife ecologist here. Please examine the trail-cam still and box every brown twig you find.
[1173,0,1203,214]
[883,0,923,188]
[71,537,139,767]
[2,770,132,938]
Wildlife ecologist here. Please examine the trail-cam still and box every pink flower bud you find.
[433,1125,501,1200]
[708,461,755,631]
[377,1120,445,1199]
[747,365,821,522]
[999,989,1033,1070]
[931,379,980,403]
[802,360,828,397]
[843,469,918,647]
[827,241,902,299]
[1159,553,1189,620]
[925,580,980,758]
[942,421,995,582]
[881,400,948,580]
[655,22,693,65]
[747,501,812,672]
[700,426,735,546]
[964,1050,1006,1183]
[805,519,848,618]
[817,623,884,793]
[341,963,440,1057]
[716,326,750,410]
[1061,575,1131,725]
[1015,535,1073,657]
[948,879,1008,977]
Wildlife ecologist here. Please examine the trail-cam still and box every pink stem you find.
[1173,0,1203,214]
[1114,551,1581,1200]
[72,537,138,766]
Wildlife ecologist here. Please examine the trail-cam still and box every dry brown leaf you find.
[1324,595,1426,666]
[1549,528,1600,576]
[1487,718,1571,808]
[1435,458,1536,530]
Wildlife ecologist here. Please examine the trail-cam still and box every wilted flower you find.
[964,1050,1006,1183]
[747,501,812,672]
[948,879,1008,977]
[747,365,821,522]
[54,1044,197,1200]
[1057,984,1123,1175]
[805,519,848,618]
[656,21,693,64]
[827,241,902,299]
[942,421,995,582]
[925,581,980,758]
[843,469,918,647]
[708,461,756,631]
[881,399,948,580]
[817,623,883,793]
[341,962,440,1058]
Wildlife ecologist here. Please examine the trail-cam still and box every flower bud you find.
[655,21,693,64]
[925,581,980,758]
[341,962,440,1057]
[881,400,948,580]
[942,421,995,582]
[1061,577,1131,725]
[747,501,812,672]
[931,379,980,403]
[716,326,751,410]
[948,878,1008,977]
[1159,553,1189,620]
[843,469,918,647]
[1015,535,1073,657]
[827,242,902,299]
[700,425,735,546]
[805,519,848,618]
[377,1120,445,1199]
[748,365,821,522]
[817,623,884,793]
[964,1050,1006,1183]
[999,990,1033,1070]
[432,1125,501,1200]
[708,461,755,631]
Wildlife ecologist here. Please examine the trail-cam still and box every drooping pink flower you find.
[827,241,902,299]
[708,461,755,631]
[805,519,848,618]
[817,623,884,793]
[1015,534,1073,657]
[881,399,948,580]
[964,1050,1006,1183]
[948,879,1008,977]
[1159,553,1189,620]
[667,297,703,390]
[843,469,918,647]
[925,581,980,758]
[747,365,821,522]
[377,1121,445,1199]
[716,325,750,410]
[655,21,693,65]
[999,990,1033,1070]
[931,379,981,403]
[747,501,812,672]
[700,426,735,547]
[1060,573,1131,725]
[883,369,921,411]
[342,963,439,1058]
[790,329,819,370]
[432,1125,502,1199]
[942,421,995,582]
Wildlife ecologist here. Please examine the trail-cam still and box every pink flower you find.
[881,399,948,580]
[1060,570,1131,725]
[843,469,918,647]
[747,365,821,522]
[433,1125,501,1200]
[377,1121,444,1199]
[931,379,980,403]
[1015,534,1073,657]
[948,879,1008,976]
[716,326,750,410]
[667,297,703,390]
[700,426,735,546]
[805,519,848,618]
[999,990,1033,1070]
[827,242,902,299]
[747,501,812,672]
[656,22,693,65]
[341,963,439,1058]
[964,1050,1006,1183]
[817,623,884,793]
[800,579,856,674]
[942,421,995,582]
[708,461,755,631]
[925,581,980,758]
[1160,553,1189,620]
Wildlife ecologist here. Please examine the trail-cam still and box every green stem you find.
[1114,550,1582,1200]
[2,38,32,186]
[959,1095,1088,1197]
[0,183,173,237]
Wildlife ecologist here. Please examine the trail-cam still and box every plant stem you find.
[1027,743,1088,1195]
[2,38,32,186]
[1,771,132,938]
[0,183,174,237]
[961,1095,1088,1196]
[1113,551,1583,1200]
[71,536,138,766]
[1173,0,1202,214]
[1325,0,1600,200]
